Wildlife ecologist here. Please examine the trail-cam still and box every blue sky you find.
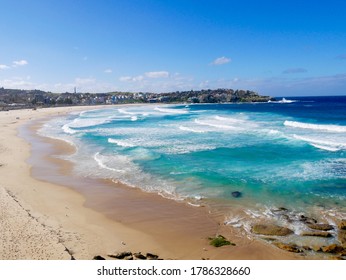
[1,0,346,96]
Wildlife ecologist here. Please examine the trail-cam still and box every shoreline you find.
[0,106,304,260]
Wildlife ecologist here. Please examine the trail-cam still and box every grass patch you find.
[208,235,236,247]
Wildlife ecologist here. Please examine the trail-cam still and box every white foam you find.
[310,144,340,152]
[215,115,247,123]
[154,107,189,114]
[268,129,281,135]
[195,119,241,130]
[108,138,136,147]
[293,134,345,151]
[131,116,138,121]
[268,98,296,104]
[68,118,110,128]
[118,108,137,115]
[93,152,125,173]
[284,120,346,133]
[280,98,296,103]
[62,124,77,134]
[178,125,206,133]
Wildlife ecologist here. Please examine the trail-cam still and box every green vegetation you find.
[208,235,236,247]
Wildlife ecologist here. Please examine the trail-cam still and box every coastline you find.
[0,106,302,260]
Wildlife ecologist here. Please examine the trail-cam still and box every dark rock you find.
[252,224,293,236]
[302,246,312,251]
[146,253,159,260]
[261,237,277,242]
[231,191,242,198]
[299,215,317,224]
[272,207,288,213]
[307,223,334,231]
[321,244,345,254]
[124,255,134,260]
[338,220,346,230]
[273,242,302,253]
[108,251,132,259]
[301,231,332,238]
[133,252,147,260]
[93,255,106,260]
[271,208,292,222]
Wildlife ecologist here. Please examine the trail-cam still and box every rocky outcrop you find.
[146,253,159,260]
[307,224,334,231]
[107,251,162,260]
[108,251,132,259]
[301,231,332,238]
[299,215,317,224]
[133,252,146,260]
[93,255,105,260]
[338,230,346,246]
[338,220,346,230]
[252,224,293,236]
[321,244,345,254]
[273,242,302,253]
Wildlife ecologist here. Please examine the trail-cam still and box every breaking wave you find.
[284,120,346,133]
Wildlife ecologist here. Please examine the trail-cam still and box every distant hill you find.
[0,87,274,110]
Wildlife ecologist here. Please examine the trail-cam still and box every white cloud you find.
[145,71,169,78]
[119,71,169,84]
[211,56,231,65]
[119,76,132,82]
[0,77,35,89]
[75,77,96,85]
[133,75,144,81]
[104,69,112,73]
[12,60,28,67]
[119,75,145,82]
[0,64,10,70]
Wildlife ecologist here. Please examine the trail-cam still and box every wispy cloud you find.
[120,71,169,82]
[0,64,10,70]
[211,56,231,65]
[282,68,307,74]
[104,69,112,73]
[12,60,28,67]
[119,75,144,82]
[145,71,169,78]
[119,76,132,82]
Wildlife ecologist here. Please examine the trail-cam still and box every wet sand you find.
[0,106,301,260]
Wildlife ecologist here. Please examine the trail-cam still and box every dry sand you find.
[0,106,300,260]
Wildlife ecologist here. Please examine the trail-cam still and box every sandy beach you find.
[0,106,303,260]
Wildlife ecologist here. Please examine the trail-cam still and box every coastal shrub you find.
[209,235,235,247]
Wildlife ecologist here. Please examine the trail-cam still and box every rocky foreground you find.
[251,209,346,260]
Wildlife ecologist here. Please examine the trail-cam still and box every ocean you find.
[40,96,346,245]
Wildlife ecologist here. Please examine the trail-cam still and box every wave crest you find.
[108,138,136,147]
[284,120,346,133]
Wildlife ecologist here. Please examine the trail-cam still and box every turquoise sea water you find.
[40,96,346,238]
